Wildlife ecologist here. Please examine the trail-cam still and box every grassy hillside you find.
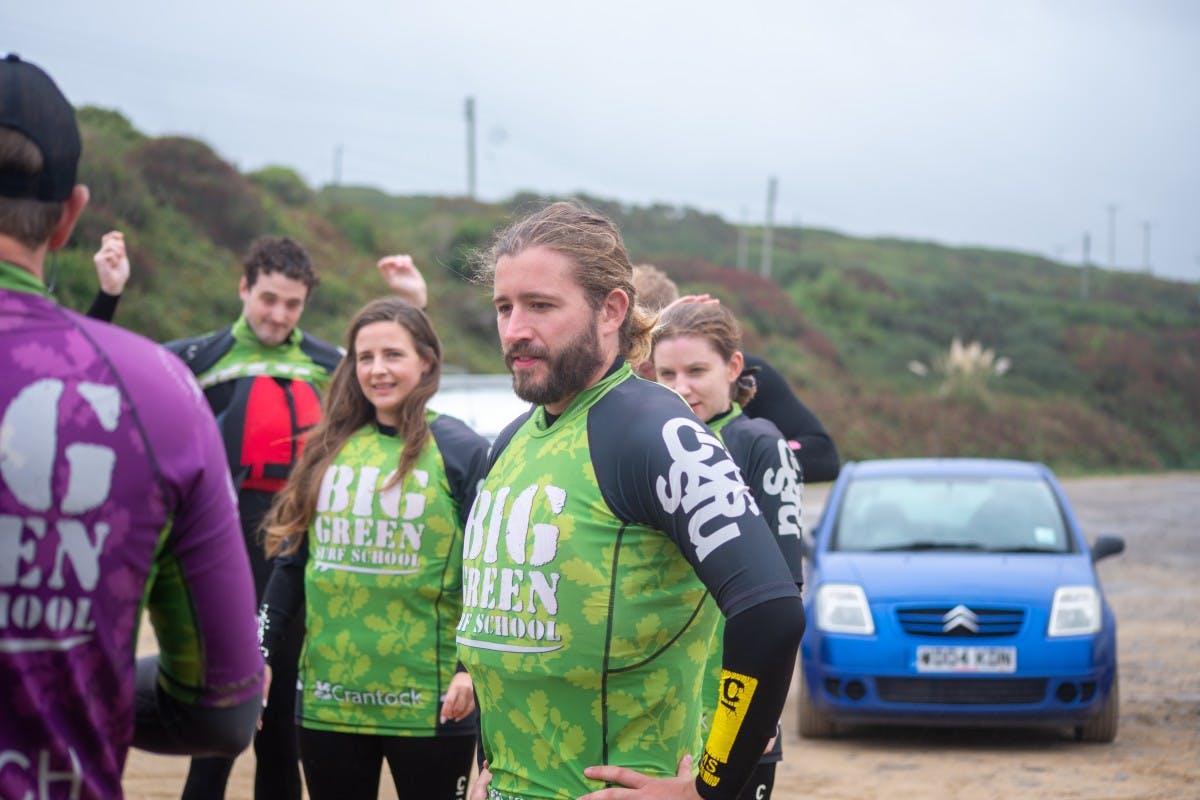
[50,108,1200,473]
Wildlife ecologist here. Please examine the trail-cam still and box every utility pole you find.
[1106,203,1117,268]
[332,144,343,186]
[760,176,777,278]
[465,97,477,200]
[736,205,748,270]
[1142,221,1152,273]
[1081,232,1091,300]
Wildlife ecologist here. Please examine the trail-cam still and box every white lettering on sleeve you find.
[655,418,758,561]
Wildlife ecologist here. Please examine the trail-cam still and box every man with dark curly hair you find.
[166,235,340,800]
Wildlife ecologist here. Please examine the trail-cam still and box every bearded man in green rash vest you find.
[460,200,806,800]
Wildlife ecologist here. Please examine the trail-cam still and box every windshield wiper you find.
[865,541,987,552]
[983,546,1062,554]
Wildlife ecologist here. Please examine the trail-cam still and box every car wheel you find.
[798,672,837,738]
[1075,670,1119,743]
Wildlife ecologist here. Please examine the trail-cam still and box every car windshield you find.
[831,475,1071,553]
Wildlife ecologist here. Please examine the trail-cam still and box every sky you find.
[6,1,1199,281]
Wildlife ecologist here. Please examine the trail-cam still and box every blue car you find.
[799,458,1124,742]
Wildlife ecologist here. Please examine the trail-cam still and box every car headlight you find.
[815,583,875,635]
[1047,585,1101,636]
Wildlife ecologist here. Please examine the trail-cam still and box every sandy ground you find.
[123,472,1200,799]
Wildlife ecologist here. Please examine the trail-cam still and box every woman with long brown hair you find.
[258,296,488,799]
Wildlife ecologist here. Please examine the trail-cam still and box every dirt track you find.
[124,473,1200,799]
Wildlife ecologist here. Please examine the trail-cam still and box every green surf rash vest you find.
[457,363,801,800]
[261,414,488,737]
[165,316,342,493]
[169,315,340,391]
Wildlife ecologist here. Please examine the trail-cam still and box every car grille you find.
[876,677,1048,705]
[896,606,1024,637]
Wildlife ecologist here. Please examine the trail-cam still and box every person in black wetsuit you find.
[163,237,340,800]
[164,244,437,800]
[650,300,805,800]
[632,263,840,482]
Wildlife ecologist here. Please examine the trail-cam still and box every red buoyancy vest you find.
[220,375,323,493]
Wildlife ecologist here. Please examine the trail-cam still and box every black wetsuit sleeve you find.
[708,595,805,797]
[430,415,491,525]
[85,290,120,322]
[163,326,235,381]
[592,381,797,615]
[722,416,805,587]
[259,540,308,664]
[590,378,805,799]
[741,353,841,482]
[133,656,260,757]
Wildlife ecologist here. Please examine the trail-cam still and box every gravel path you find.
[123,473,1200,799]
[772,472,1200,800]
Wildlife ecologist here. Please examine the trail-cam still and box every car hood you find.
[814,552,1098,604]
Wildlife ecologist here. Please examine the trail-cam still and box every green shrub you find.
[249,166,314,207]
[129,137,268,251]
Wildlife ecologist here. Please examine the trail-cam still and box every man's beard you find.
[505,317,605,407]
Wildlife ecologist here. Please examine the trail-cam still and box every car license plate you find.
[916,646,1017,673]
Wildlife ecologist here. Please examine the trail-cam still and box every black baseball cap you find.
[0,54,81,202]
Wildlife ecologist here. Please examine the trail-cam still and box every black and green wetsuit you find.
[165,314,341,800]
[458,362,805,800]
[703,404,804,789]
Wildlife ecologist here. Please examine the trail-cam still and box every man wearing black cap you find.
[0,54,265,800]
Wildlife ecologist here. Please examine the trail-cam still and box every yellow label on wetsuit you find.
[699,669,759,787]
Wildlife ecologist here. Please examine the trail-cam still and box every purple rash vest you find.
[0,276,263,800]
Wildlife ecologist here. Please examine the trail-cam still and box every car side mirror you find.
[1091,535,1125,563]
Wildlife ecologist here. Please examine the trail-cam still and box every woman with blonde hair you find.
[258,296,488,799]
